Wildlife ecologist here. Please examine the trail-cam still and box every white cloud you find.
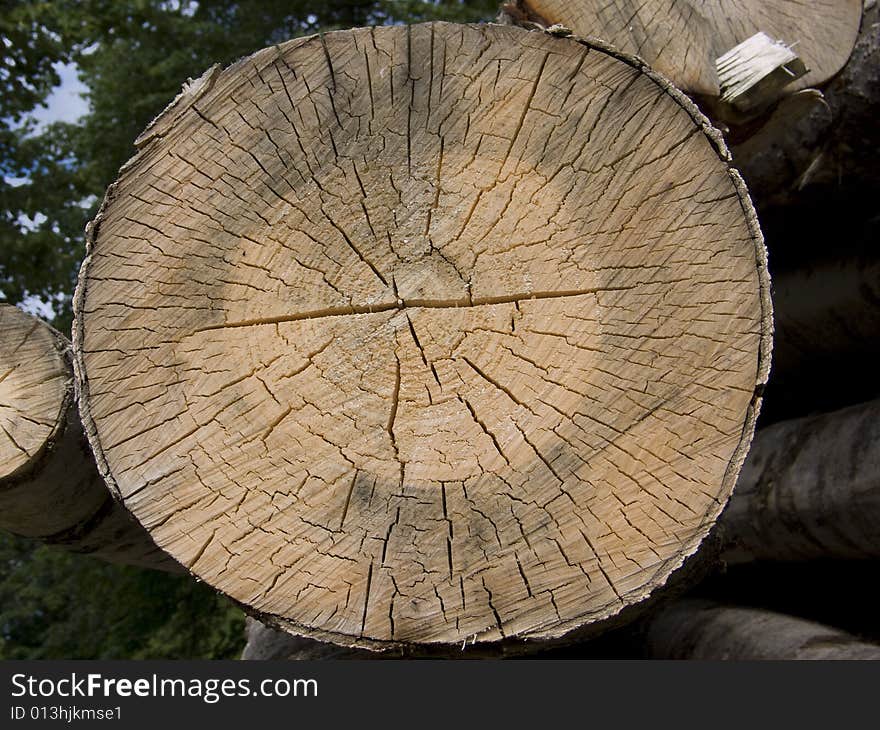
[28,61,89,130]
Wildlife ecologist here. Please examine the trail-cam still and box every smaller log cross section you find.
[503,0,863,100]
[0,304,178,571]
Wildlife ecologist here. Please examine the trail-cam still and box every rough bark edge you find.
[718,397,880,563]
[499,1,866,99]
[134,65,222,150]
[241,526,723,658]
[72,21,772,654]
[497,1,551,30]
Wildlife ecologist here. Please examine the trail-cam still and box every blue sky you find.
[32,61,89,128]
[5,62,88,317]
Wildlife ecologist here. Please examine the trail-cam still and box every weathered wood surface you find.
[730,5,880,207]
[715,32,807,113]
[0,304,179,571]
[73,22,770,650]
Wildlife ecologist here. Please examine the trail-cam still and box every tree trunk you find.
[500,2,880,212]
[241,618,374,660]
[72,22,770,652]
[726,89,833,207]
[751,204,880,426]
[720,398,880,563]
[0,304,180,572]
[645,599,880,659]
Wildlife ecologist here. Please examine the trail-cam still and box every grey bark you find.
[721,398,880,562]
[646,600,880,659]
[731,4,880,207]
[770,255,880,383]
[241,618,376,660]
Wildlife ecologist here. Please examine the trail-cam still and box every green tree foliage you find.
[0,0,497,659]
[0,532,244,659]
[1,2,86,320]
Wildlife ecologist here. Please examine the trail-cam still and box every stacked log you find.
[645,600,880,660]
[499,0,863,102]
[720,399,880,563]
[71,22,769,652]
[497,3,880,658]
[501,0,880,210]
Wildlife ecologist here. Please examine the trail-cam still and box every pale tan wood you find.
[646,600,880,659]
[724,3,880,207]
[0,304,179,571]
[74,22,771,650]
[0,304,69,481]
[503,0,862,98]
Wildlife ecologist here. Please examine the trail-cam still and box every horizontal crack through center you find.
[192,285,636,332]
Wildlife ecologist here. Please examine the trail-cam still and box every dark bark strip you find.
[646,600,880,660]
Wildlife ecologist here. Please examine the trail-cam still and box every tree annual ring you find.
[74,23,771,649]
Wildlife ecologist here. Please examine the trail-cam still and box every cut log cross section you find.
[74,23,770,649]
[505,0,863,99]
[1,304,70,487]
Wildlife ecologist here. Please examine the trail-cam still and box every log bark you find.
[500,1,880,209]
[770,254,880,384]
[0,304,180,572]
[720,399,880,563]
[500,0,862,100]
[726,89,833,206]
[73,22,771,651]
[645,599,880,659]
[241,617,379,660]
[757,242,880,425]
[792,2,880,193]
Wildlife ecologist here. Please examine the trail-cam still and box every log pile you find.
[498,2,880,658]
[500,0,879,210]
[4,10,878,659]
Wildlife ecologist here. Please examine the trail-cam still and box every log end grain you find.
[505,0,863,100]
[0,304,71,484]
[74,22,772,651]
